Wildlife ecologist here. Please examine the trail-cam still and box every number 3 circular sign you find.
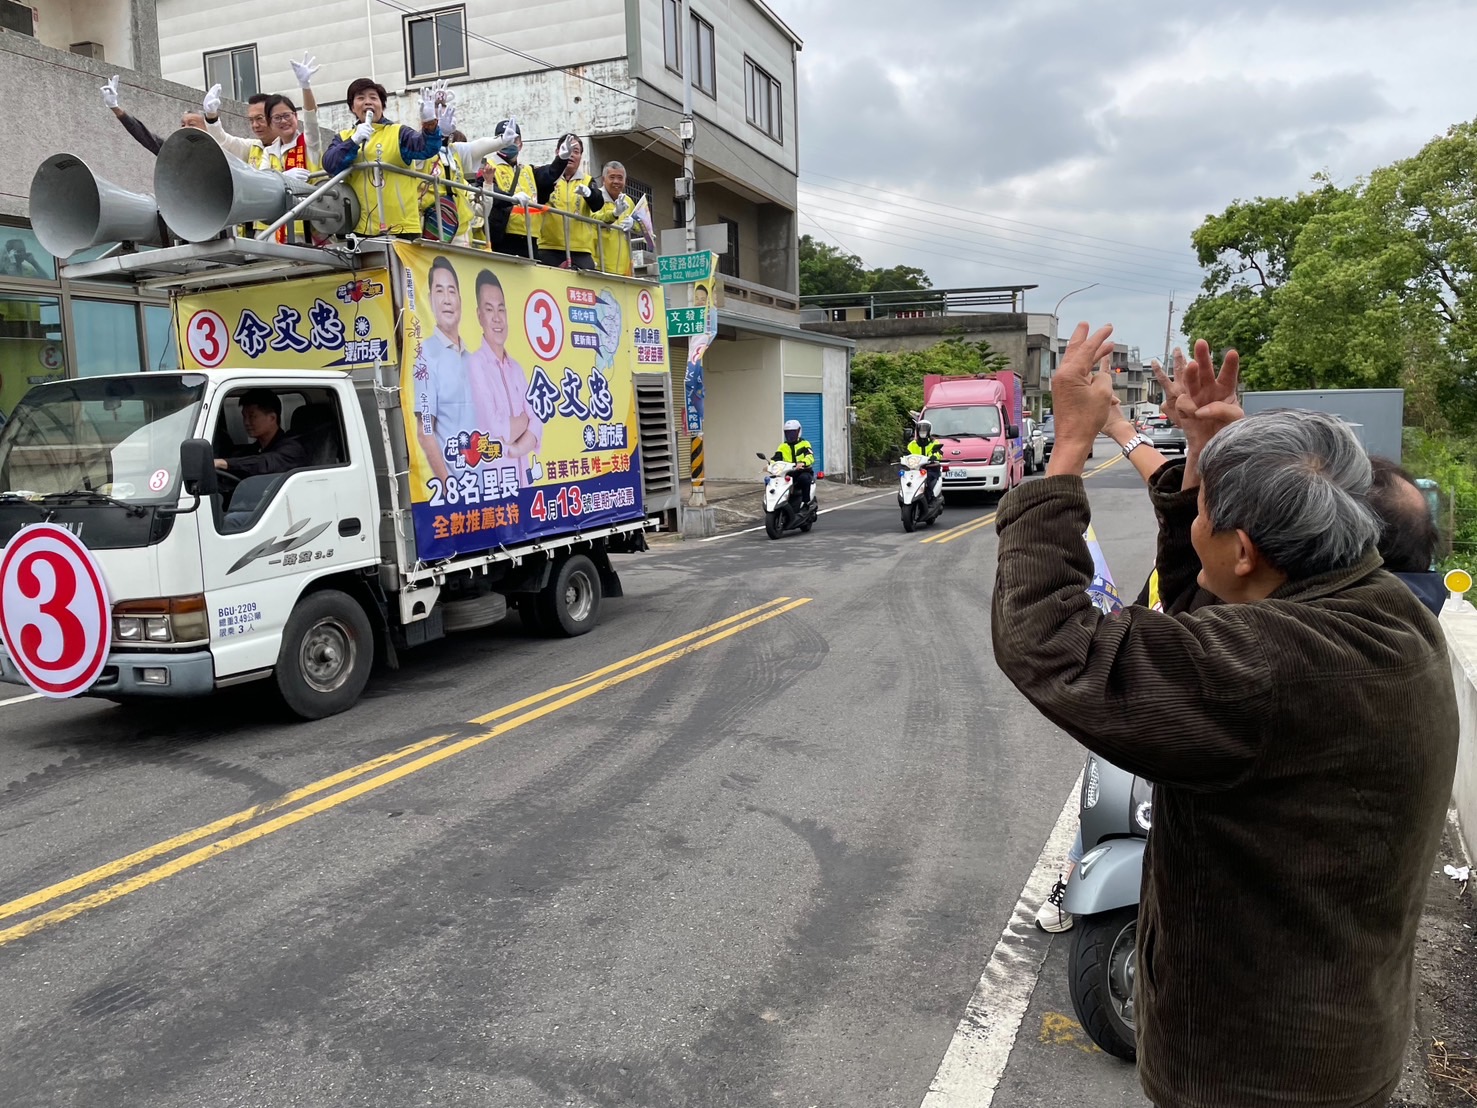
[0,524,112,698]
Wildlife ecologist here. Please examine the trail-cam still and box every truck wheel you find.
[275,589,374,720]
[1067,907,1138,1061]
[539,554,602,637]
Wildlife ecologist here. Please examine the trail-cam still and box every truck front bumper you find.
[941,463,1010,491]
[0,649,216,698]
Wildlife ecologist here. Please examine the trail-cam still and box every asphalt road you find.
[0,446,1163,1108]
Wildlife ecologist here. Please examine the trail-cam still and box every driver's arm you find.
[225,435,309,478]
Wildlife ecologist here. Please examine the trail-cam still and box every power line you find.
[795,210,1171,300]
[801,169,1202,265]
[798,179,1204,283]
[797,204,1177,297]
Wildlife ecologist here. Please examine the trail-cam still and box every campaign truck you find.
[0,146,678,719]
[920,371,1026,495]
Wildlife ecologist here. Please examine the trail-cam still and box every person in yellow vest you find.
[322,77,448,238]
[481,119,572,259]
[201,88,272,167]
[593,160,636,276]
[414,107,512,248]
[538,134,608,270]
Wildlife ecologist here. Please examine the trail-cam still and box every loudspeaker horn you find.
[155,128,294,242]
[28,153,167,258]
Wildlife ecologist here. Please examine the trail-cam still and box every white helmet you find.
[783,418,801,444]
[915,419,932,438]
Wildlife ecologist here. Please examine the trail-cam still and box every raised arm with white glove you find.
[202,82,222,120]
[100,75,121,111]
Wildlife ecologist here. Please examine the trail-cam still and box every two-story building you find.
[153,0,852,481]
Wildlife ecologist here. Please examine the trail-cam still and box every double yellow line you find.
[0,596,811,948]
[919,454,1125,545]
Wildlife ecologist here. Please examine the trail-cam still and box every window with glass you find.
[143,305,179,373]
[0,294,64,427]
[203,44,260,101]
[745,58,783,142]
[692,14,716,97]
[73,299,142,378]
[1,228,57,282]
[662,0,682,73]
[405,6,467,81]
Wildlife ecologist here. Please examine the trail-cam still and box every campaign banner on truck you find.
[1083,524,1123,615]
[393,242,666,560]
[175,270,395,371]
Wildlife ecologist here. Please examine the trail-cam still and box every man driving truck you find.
[215,389,308,477]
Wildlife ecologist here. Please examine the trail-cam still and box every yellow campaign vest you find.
[259,135,319,243]
[338,121,424,236]
[595,194,634,275]
[417,149,479,244]
[540,175,599,256]
[483,160,542,240]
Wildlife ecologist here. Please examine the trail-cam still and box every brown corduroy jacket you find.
[992,471,1458,1108]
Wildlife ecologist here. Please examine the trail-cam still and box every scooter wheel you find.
[901,502,917,533]
[764,510,784,540]
[1067,906,1138,1061]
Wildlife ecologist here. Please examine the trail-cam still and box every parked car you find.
[1145,415,1186,453]
[1021,416,1046,474]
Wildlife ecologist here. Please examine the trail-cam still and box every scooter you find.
[1062,752,1152,1061]
[755,452,819,540]
[898,454,946,532]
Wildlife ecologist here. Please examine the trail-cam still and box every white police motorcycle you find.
[754,453,818,540]
[898,450,946,532]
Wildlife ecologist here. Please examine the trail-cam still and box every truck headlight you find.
[113,596,210,644]
[991,446,1006,465]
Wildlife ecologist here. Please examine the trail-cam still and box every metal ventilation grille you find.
[635,373,678,513]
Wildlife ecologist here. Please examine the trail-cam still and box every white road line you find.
[697,490,896,542]
[0,692,41,708]
[920,772,1083,1108]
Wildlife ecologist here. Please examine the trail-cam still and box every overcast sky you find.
[780,0,1477,361]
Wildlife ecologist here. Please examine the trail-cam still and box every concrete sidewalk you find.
[652,475,891,541]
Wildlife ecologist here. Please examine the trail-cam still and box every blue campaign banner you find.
[1083,524,1124,615]
[394,242,659,560]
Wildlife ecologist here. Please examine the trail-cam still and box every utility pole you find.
[1161,293,1175,374]
[680,0,697,253]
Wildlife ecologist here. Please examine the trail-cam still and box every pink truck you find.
[920,371,1025,496]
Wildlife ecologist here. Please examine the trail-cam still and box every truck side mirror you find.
[180,438,219,497]
[1008,424,1021,439]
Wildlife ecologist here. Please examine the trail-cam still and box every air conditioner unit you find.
[71,41,106,61]
[0,0,36,37]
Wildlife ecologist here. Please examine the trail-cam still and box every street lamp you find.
[1053,282,1098,318]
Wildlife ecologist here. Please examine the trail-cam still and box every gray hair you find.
[603,160,626,175]
[1199,409,1380,578]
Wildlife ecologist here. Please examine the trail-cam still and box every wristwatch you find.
[1121,433,1151,457]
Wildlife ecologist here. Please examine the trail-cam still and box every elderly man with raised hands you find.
[991,323,1458,1108]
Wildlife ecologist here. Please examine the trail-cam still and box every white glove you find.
[420,79,448,123]
[513,191,533,207]
[496,116,519,145]
[203,82,222,117]
[100,75,120,109]
[436,95,456,134]
[291,53,319,88]
[557,134,573,160]
[353,118,376,145]
[574,183,593,200]
[615,217,634,233]
[283,167,311,183]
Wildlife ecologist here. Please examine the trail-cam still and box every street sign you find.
[0,524,112,698]
[657,251,716,285]
[666,307,708,337]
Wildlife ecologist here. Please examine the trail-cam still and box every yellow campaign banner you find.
[393,242,668,559]
[174,270,395,371]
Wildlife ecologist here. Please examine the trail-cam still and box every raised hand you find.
[100,75,120,110]
[1045,322,1117,475]
[203,82,222,117]
[291,53,319,88]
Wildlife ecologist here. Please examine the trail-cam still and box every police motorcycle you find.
[754,453,819,540]
[898,436,947,532]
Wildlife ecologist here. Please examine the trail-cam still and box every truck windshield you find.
[925,406,1003,438]
[0,375,207,505]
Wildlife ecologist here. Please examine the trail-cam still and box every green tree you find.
[798,235,937,300]
[1262,121,1477,426]
[1180,182,1351,387]
[850,339,1010,470]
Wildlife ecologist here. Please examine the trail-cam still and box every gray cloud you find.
[783,0,1462,350]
